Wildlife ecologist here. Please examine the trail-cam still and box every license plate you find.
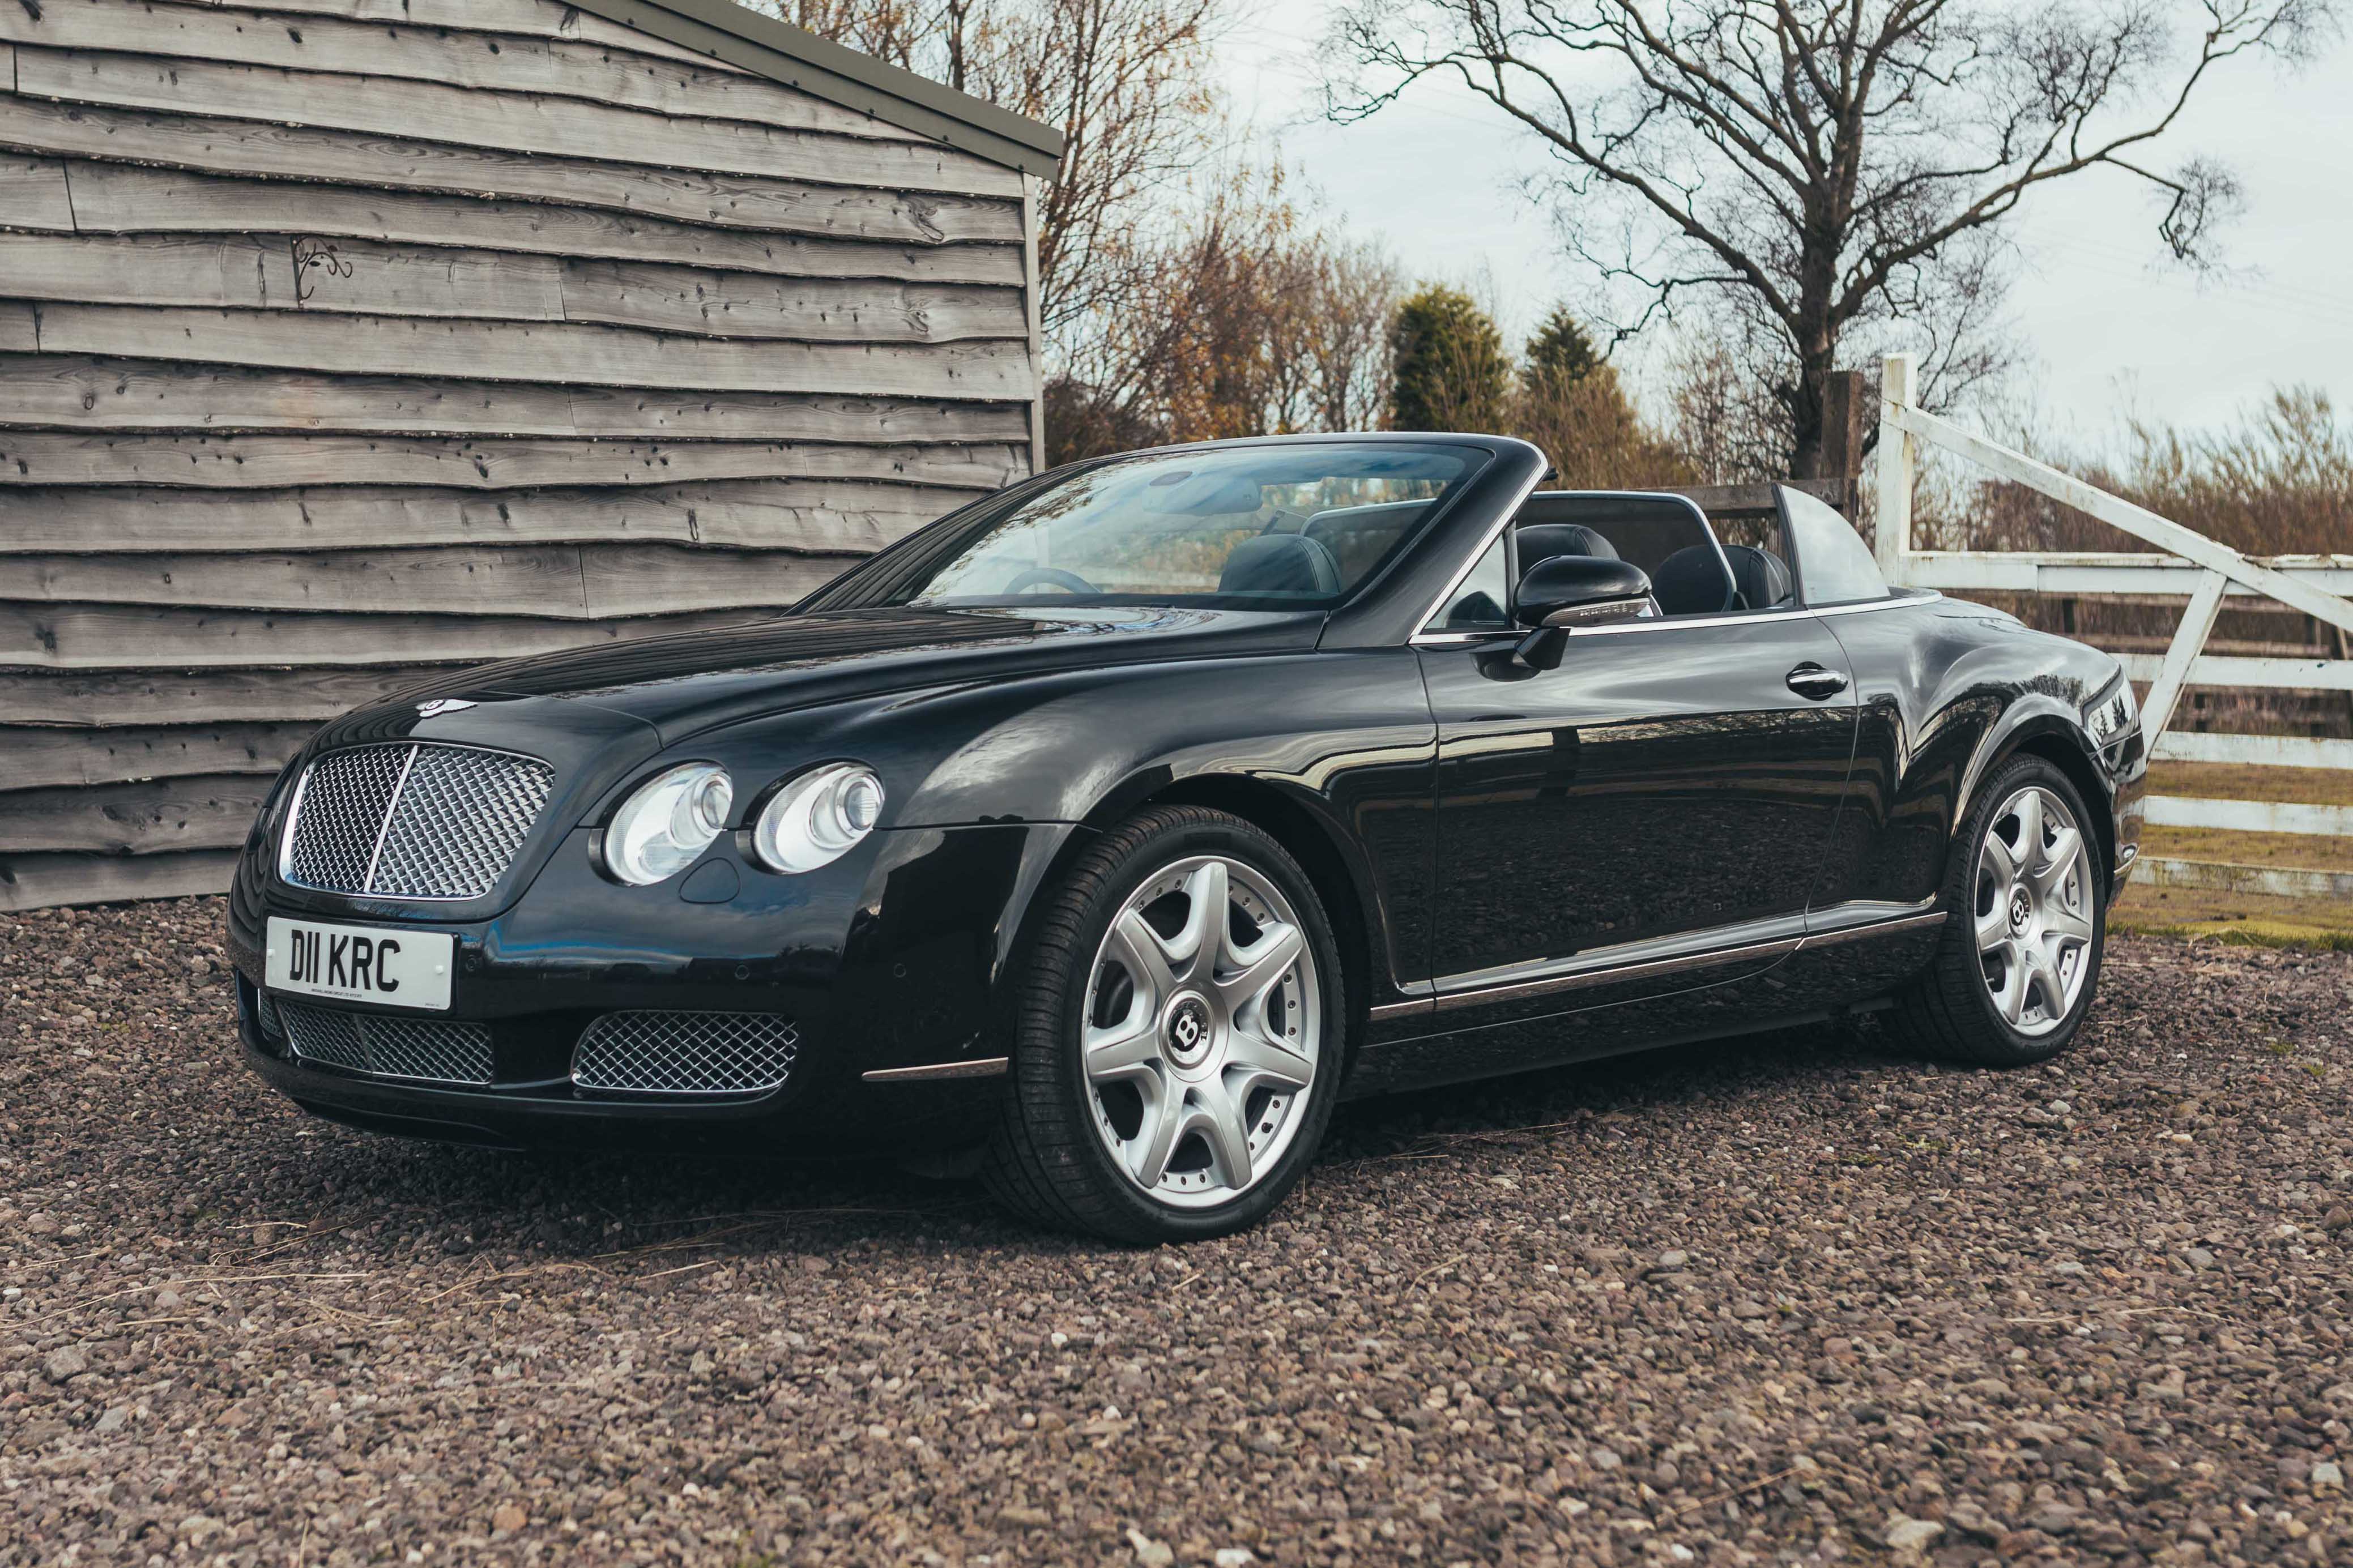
[265,918,454,1011]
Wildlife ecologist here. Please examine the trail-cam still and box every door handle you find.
[1786,664,1849,699]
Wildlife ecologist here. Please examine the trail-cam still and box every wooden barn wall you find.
[0,0,1041,911]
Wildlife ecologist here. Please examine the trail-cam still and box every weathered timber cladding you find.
[0,0,1051,909]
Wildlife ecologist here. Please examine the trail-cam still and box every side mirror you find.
[1508,556,1655,671]
[1514,556,1655,628]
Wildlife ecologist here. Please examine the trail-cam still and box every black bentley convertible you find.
[228,434,2146,1241]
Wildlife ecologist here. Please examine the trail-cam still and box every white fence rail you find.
[1874,352,2352,903]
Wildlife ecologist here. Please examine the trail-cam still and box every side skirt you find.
[1344,905,1946,1100]
[1341,1004,1849,1101]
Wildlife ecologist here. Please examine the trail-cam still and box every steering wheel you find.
[1003,565,1100,595]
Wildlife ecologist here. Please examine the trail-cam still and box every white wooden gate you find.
[1873,353,2353,903]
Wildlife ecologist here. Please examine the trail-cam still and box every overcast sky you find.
[1225,5,2353,445]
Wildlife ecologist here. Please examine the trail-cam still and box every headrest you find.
[1218,533,1342,597]
[1515,522,1619,566]
[1721,545,1792,611]
[1652,545,1737,615]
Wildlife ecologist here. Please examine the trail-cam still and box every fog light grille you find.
[572,1012,799,1097]
[276,999,493,1086]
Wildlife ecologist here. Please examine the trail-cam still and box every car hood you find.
[377,605,1328,745]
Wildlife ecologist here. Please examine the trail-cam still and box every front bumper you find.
[228,818,1082,1153]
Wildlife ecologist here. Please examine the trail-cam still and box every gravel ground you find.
[6,898,2353,1568]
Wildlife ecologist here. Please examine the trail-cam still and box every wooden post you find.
[2142,569,2230,745]
[1874,353,1916,583]
[1021,172,1046,480]
[1821,369,1867,516]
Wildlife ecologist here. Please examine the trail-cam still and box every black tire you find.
[982,805,1348,1243]
[1886,753,2107,1066]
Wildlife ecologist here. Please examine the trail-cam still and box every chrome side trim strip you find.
[1426,903,1949,1013]
[1408,629,1517,648]
[1368,999,1432,1022]
[862,1056,1011,1083]
[1805,896,1941,936]
[1818,591,1942,616]
[1564,593,1931,638]
[1798,910,1947,949]
[1433,934,1803,1011]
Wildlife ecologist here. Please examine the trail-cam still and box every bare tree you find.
[1269,234,1406,432]
[1047,168,1406,459]
[1325,1,2338,476]
[762,0,1228,337]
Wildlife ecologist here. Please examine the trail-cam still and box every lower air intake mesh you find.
[276,998,493,1086]
[571,1011,799,1097]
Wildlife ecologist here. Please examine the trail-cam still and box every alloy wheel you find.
[1081,855,1322,1208]
[1973,784,2095,1037]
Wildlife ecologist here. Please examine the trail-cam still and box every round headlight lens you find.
[752,763,885,874]
[604,762,733,886]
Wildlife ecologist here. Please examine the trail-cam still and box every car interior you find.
[1239,499,1430,597]
[1433,494,1801,631]
[1516,494,1796,616]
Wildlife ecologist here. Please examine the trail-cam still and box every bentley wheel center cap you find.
[1165,995,1214,1066]
[2009,887,2034,933]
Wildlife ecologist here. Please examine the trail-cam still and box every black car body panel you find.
[1815,593,2146,912]
[227,434,2143,1152]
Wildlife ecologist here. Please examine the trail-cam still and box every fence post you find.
[2142,568,2230,746]
[1875,353,1916,583]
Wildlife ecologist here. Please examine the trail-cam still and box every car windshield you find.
[884,443,1481,609]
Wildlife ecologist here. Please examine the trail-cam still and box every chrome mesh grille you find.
[369,746,555,898]
[282,743,553,900]
[284,746,408,891]
[572,1012,800,1097]
[276,999,493,1086]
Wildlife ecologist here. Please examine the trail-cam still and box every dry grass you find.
[2113,876,2353,946]
[2136,824,2353,873]
[2147,760,2353,807]
[2122,762,2353,945]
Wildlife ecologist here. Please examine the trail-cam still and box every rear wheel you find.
[1887,754,2105,1066]
[983,806,1345,1242]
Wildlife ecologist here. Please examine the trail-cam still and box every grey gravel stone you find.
[3,900,2350,1565]
[40,1345,87,1383]
[1883,1514,1943,1552]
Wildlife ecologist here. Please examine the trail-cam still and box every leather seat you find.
[1722,545,1792,610]
[1651,545,1738,616]
[1218,533,1342,596]
[1515,522,1619,569]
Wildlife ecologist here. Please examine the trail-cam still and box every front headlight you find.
[604,762,733,885]
[751,763,884,873]
[2084,676,2138,747]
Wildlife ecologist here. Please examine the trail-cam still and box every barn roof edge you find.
[565,0,1067,179]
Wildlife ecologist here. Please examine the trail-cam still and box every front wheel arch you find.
[996,771,1380,1078]
[1960,708,2117,904]
[2006,731,2117,900]
[1132,776,1375,1071]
